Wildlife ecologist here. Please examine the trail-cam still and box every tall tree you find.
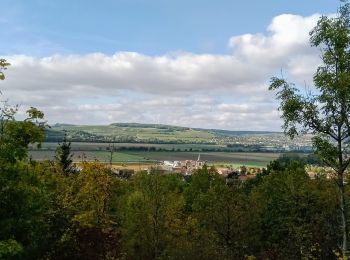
[121,171,185,259]
[269,2,350,255]
[0,59,55,259]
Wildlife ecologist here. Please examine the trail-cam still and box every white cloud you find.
[229,13,321,83]
[0,13,324,130]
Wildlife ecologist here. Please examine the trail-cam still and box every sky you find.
[0,0,340,130]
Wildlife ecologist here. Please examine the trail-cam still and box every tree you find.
[269,2,350,256]
[0,59,63,259]
[120,171,185,259]
[0,163,53,259]
[191,180,255,258]
[55,133,74,175]
[0,105,46,164]
[63,162,120,259]
[0,59,45,164]
[249,158,340,259]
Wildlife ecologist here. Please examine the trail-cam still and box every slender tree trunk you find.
[336,127,348,257]
[338,171,348,257]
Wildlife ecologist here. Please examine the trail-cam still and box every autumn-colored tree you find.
[63,162,120,259]
[67,162,115,227]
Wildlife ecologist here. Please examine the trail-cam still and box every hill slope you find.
[46,123,278,144]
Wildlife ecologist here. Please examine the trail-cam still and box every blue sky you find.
[0,0,341,130]
[1,0,337,56]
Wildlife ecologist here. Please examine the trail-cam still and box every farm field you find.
[29,143,282,167]
[29,150,150,163]
[111,163,156,172]
[32,142,226,151]
[125,151,281,167]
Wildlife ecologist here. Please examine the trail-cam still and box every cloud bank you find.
[1,13,322,130]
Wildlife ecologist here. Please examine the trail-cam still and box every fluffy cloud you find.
[0,13,323,130]
[229,13,321,83]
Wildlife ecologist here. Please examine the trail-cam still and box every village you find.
[112,154,260,183]
[110,153,337,184]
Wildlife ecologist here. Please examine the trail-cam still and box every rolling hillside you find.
[46,123,278,144]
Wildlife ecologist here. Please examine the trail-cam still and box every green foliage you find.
[55,133,74,175]
[57,162,121,259]
[251,161,339,259]
[66,162,116,227]
[0,239,23,259]
[0,151,345,259]
[269,3,350,169]
[270,2,350,256]
[0,163,57,259]
[191,180,254,258]
[120,171,186,259]
[184,165,221,209]
[0,59,10,80]
[0,105,46,164]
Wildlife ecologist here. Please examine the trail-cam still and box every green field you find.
[32,142,225,151]
[30,143,281,167]
[125,151,280,167]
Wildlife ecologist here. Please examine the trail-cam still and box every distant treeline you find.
[110,122,191,131]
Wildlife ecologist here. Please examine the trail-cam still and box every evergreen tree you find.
[55,133,74,175]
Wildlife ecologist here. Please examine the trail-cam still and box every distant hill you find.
[197,128,279,136]
[45,122,279,144]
